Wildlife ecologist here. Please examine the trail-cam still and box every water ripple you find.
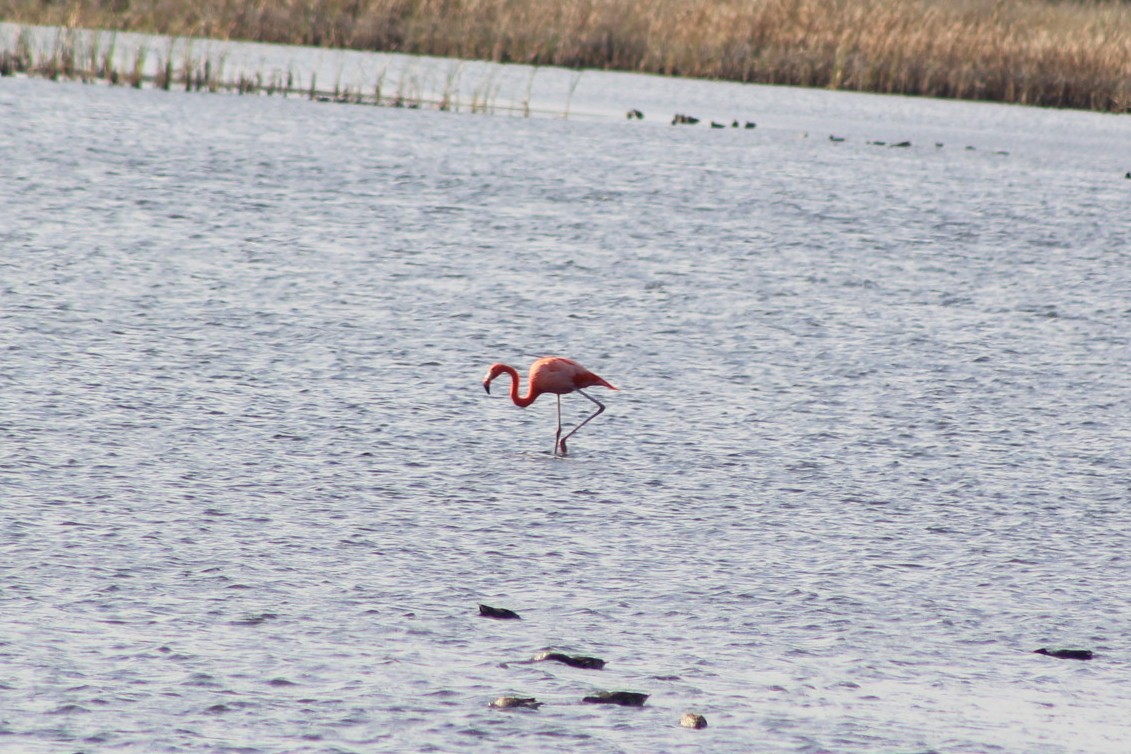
[2,59,1130,753]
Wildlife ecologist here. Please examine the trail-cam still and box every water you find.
[2,36,1131,752]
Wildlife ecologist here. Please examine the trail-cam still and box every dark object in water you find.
[490,696,542,709]
[829,135,845,142]
[533,651,605,669]
[626,109,644,120]
[1034,648,1093,661]
[891,141,912,147]
[710,121,725,129]
[671,113,700,125]
[479,604,521,620]
[745,121,757,129]
[582,691,649,706]
[680,712,708,729]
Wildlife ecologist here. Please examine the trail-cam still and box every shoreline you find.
[2,0,1129,114]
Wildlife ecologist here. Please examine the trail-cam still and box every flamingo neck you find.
[498,365,537,407]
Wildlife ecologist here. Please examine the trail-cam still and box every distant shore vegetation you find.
[2,0,1129,112]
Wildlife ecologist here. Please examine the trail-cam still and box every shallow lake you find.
[2,30,1131,753]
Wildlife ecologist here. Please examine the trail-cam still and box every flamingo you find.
[482,356,617,455]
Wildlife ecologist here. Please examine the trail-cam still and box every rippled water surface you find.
[3,43,1131,753]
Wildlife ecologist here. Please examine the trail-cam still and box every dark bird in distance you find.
[582,691,649,706]
[479,604,521,620]
[1034,648,1093,661]
[533,651,606,669]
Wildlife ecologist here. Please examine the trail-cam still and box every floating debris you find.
[626,108,644,120]
[533,651,606,669]
[582,691,649,706]
[1034,648,1094,660]
[490,696,542,709]
[680,712,708,729]
[479,604,521,620]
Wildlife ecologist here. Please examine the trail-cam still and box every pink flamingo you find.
[483,356,617,455]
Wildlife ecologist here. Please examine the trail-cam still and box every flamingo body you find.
[483,357,616,454]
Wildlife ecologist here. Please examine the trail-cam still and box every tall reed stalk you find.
[2,0,1129,111]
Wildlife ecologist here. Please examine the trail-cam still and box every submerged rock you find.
[1034,648,1094,660]
[490,696,542,709]
[533,651,605,670]
[581,691,649,706]
[680,712,708,729]
[478,604,521,620]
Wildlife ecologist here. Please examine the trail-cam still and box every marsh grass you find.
[4,0,1126,110]
[3,0,1129,111]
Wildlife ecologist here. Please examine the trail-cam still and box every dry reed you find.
[2,0,1129,111]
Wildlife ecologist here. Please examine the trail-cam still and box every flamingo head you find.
[482,363,509,393]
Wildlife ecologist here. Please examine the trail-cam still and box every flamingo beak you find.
[483,380,491,394]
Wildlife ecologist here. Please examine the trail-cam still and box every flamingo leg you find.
[557,389,606,455]
[553,394,564,455]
